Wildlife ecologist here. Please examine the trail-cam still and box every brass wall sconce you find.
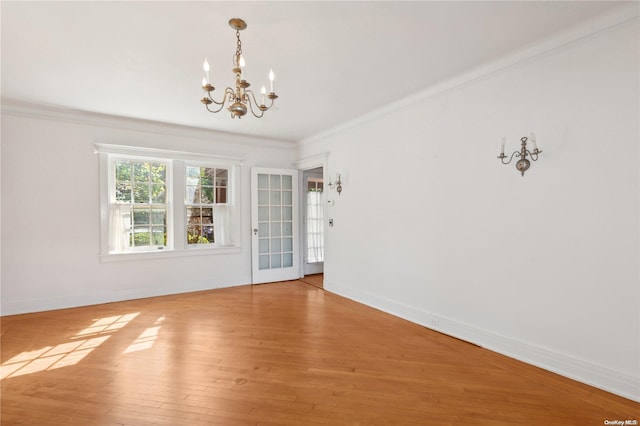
[497,134,542,176]
[327,173,343,195]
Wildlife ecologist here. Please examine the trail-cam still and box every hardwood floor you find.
[299,274,323,289]
[1,281,637,425]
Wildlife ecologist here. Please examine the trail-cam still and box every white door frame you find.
[251,167,300,284]
[295,153,329,278]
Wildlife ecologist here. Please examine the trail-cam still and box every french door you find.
[251,168,300,284]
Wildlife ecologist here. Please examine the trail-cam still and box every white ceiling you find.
[1,1,628,143]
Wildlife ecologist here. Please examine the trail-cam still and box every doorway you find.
[302,167,324,278]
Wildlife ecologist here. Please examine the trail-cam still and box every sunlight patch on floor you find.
[1,313,139,379]
[123,316,165,354]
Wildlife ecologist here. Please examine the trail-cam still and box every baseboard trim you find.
[325,279,640,403]
[0,280,248,316]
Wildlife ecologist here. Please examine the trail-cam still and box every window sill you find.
[99,246,242,263]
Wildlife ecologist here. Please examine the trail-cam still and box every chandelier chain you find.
[235,30,242,57]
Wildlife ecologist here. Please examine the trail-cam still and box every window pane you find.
[201,208,213,224]
[258,190,269,205]
[258,223,269,238]
[151,163,166,182]
[271,254,282,268]
[133,227,151,246]
[270,191,281,205]
[283,206,292,220]
[201,186,214,204]
[133,183,149,203]
[259,255,270,270]
[216,187,227,204]
[186,166,200,179]
[151,209,166,225]
[283,238,293,252]
[271,222,281,237]
[202,225,214,243]
[259,239,269,254]
[258,174,269,189]
[216,168,228,187]
[258,207,269,221]
[187,225,202,244]
[200,168,214,185]
[270,238,281,253]
[133,208,150,225]
[270,206,281,221]
[282,175,292,190]
[270,175,281,190]
[186,185,197,203]
[282,190,292,206]
[115,182,131,202]
[152,184,165,203]
[283,253,293,268]
[115,162,131,181]
[151,227,166,245]
[187,207,201,223]
[283,221,292,237]
[133,163,149,182]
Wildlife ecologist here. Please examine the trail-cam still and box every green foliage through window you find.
[185,166,228,245]
[115,160,168,249]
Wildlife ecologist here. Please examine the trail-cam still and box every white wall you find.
[299,18,640,401]
[1,105,296,315]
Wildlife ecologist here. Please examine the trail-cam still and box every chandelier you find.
[200,18,278,119]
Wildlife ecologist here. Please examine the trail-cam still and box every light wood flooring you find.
[1,281,638,425]
[299,274,323,289]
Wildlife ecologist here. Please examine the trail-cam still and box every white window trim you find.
[96,144,243,262]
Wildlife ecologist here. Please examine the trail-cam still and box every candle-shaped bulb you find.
[269,69,275,92]
[202,77,207,87]
[239,55,246,69]
[261,85,266,105]
[500,137,505,155]
[530,132,538,151]
[203,58,210,84]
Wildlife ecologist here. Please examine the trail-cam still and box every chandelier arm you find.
[529,150,542,161]
[206,92,227,106]
[204,88,236,114]
[204,98,228,114]
[225,87,236,101]
[244,90,266,118]
[498,151,520,165]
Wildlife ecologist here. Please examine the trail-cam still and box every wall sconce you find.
[327,173,343,195]
[497,133,542,176]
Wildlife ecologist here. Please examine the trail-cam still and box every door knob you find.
[253,228,258,235]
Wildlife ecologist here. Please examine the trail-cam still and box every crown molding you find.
[300,3,640,146]
[1,98,296,150]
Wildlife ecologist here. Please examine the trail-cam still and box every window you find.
[96,144,242,260]
[185,166,228,245]
[306,177,324,263]
[112,160,169,251]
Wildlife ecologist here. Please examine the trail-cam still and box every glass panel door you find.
[251,168,299,284]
